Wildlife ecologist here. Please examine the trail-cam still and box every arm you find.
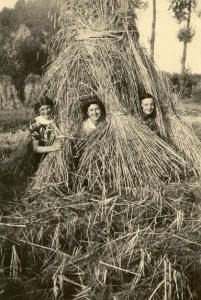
[32,139,62,153]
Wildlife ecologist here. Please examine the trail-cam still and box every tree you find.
[169,0,197,97]
[0,8,17,40]
[150,0,156,61]
[0,48,17,77]
[0,0,57,100]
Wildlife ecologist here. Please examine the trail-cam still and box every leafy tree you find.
[169,0,197,97]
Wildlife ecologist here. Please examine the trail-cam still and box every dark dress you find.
[141,112,158,134]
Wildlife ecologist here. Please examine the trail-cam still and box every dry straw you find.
[1,183,201,299]
[29,0,201,195]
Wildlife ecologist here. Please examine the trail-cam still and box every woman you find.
[72,97,106,188]
[140,93,157,133]
[28,95,63,174]
[82,96,106,136]
[30,95,62,155]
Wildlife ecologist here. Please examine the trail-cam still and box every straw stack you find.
[26,0,201,195]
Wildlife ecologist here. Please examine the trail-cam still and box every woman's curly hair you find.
[34,95,54,114]
[82,95,106,121]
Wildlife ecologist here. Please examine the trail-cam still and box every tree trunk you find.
[150,0,156,61]
[180,0,192,97]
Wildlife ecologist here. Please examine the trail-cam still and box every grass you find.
[0,108,33,165]
[0,108,33,132]
[179,98,201,140]
[181,97,201,115]
[0,109,32,211]
[0,130,29,160]
[0,109,31,177]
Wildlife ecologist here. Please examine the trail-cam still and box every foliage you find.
[169,71,198,96]
[169,0,198,95]
[177,26,195,42]
[0,0,57,99]
[0,48,17,77]
[13,0,57,35]
[169,0,197,23]
[0,8,17,40]
[15,37,48,76]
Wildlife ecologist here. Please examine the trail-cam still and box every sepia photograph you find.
[0,0,201,299]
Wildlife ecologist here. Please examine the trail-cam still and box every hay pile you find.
[27,0,201,194]
[24,73,42,106]
[0,76,22,110]
[1,183,201,299]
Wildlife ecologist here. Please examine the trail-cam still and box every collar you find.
[35,115,53,125]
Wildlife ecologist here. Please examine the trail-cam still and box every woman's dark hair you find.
[34,95,54,114]
[140,93,154,103]
[82,96,106,121]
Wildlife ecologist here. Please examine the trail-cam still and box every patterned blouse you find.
[29,115,56,146]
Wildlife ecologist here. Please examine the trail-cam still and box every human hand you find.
[51,140,63,152]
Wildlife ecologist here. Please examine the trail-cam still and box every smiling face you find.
[39,105,52,120]
[87,103,102,124]
[141,98,155,116]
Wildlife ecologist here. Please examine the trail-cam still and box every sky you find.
[0,0,201,74]
[137,0,201,74]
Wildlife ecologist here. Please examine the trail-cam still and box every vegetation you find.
[0,108,33,132]
[169,0,198,96]
[0,0,57,99]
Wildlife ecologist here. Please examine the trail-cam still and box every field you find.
[0,108,32,209]
[1,99,201,300]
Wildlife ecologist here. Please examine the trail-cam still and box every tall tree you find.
[150,0,156,61]
[169,0,197,96]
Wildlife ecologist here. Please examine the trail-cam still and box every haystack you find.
[24,73,42,106]
[0,75,22,110]
[29,0,201,194]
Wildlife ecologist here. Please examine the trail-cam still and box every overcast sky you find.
[0,0,201,74]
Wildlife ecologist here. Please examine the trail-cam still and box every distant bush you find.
[168,72,201,99]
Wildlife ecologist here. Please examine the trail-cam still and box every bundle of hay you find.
[24,73,42,106]
[0,75,22,110]
[28,0,201,194]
